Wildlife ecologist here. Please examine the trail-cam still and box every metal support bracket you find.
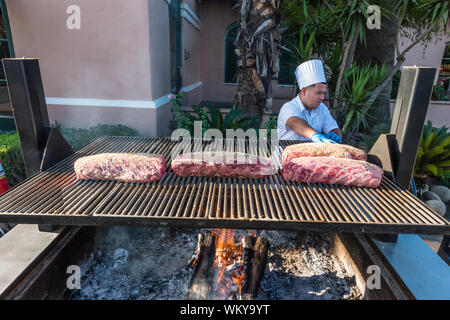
[2,58,73,232]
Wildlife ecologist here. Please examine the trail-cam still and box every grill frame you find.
[0,136,449,235]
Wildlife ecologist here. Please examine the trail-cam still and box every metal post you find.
[2,58,51,177]
[389,66,436,189]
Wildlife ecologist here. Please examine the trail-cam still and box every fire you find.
[210,228,246,297]
[188,229,259,299]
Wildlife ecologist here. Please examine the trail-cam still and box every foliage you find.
[390,70,402,99]
[414,121,450,181]
[168,90,184,107]
[431,79,449,101]
[358,122,391,150]
[169,105,260,136]
[55,122,139,151]
[0,132,26,187]
[280,0,449,135]
[260,116,278,140]
[338,62,389,135]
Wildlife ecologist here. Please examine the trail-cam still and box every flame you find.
[211,229,238,284]
[232,271,244,294]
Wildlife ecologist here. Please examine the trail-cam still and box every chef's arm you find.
[285,116,318,139]
[330,128,343,138]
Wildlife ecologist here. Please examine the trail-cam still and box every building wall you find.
[390,100,450,128]
[5,0,173,137]
[196,0,294,113]
[4,0,448,137]
[180,0,203,107]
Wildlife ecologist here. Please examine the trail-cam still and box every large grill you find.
[0,136,448,235]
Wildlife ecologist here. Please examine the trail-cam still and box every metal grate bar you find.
[0,136,448,235]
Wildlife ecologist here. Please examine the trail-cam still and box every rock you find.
[425,200,446,216]
[422,191,441,201]
[430,185,450,203]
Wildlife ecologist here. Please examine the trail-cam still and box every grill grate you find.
[0,136,449,235]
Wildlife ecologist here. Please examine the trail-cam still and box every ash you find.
[65,227,361,300]
[257,230,361,300]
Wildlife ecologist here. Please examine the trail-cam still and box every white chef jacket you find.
[277,95,339,141]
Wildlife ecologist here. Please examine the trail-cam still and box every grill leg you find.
[374,233,399,243]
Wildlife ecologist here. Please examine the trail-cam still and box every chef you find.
[277,59,342,144]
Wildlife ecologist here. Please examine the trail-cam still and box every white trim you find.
[181,3,201,25]
[45,97,169,109]
[182,81,202,92]
[45,82,203,109]
[181,3,201,31]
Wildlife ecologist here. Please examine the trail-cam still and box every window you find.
[224,24,239,84]
[0,0,14,85]
[278,42,296,86]
[436,42,450,101]
[224,24,296,86]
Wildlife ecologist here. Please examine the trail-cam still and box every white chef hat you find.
[295,59,327,90]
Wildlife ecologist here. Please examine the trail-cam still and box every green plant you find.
[169,105,260,136]
[169,90,184,107]
[0,132,26,186]
[260,116,278,140]
[390,70,402,99]
[338,62,389,137]
[431,80,449,101]
[414,121,450,180]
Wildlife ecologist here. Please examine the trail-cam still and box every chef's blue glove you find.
[325,132,342,143]
[311,133,337,144]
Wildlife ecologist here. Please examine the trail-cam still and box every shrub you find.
[169,105,260,136]
[260,116,278,140]
[414,121,450,182]
[56,123,139,151]
[0,132,26,186]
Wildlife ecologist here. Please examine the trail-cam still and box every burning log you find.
[239,235,269,300]
[186,232,216,300]
[186,230,269,300]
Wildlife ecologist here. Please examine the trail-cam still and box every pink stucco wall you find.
[396,28,450,83]
[390,100,450,128]
[181,8,203,107]
[196,0,296,112]
[5,0,174,137]
[6,0,152,100]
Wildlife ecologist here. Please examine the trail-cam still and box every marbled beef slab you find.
[282,157,383,188]
[74,153,166,183]
[172,151,276,178]
[282,143,367,165]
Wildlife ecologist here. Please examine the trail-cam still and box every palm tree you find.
[233,0,282,122]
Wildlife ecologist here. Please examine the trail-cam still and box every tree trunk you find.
[354,1,398,126]
[234,0,281,122]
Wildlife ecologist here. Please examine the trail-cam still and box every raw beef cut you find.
[282,143,367,165]
[74,153,166,183]
[282,157,383,188]
[171,151,276,178]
